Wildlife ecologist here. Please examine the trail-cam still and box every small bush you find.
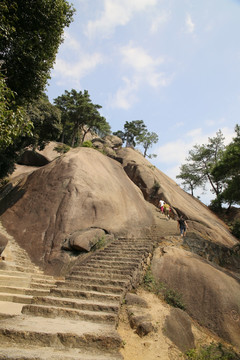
[142,267,186,310]
[185,342,240,360]
[81,140,93,148]
[164,289,186,310]
[54,144,70,154]
[91,235,106,251]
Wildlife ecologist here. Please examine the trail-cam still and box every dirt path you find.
[118,288,220,360]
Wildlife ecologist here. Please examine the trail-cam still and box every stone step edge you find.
[22,304,118,322]
[0,346,123,360]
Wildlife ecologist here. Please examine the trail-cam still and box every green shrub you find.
[185,342,240,359]
[54,144,70,154]
[81,140,93,148]
[91,235,106,251]
[142,267,186,310]
[164,289,186,310]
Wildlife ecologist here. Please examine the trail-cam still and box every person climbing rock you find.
[158,199,165,214]
[163,203,171,219]
[177,216,188,237]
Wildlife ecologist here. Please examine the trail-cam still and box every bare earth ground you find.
[118,288,225,360]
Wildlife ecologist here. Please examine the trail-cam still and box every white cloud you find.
[50,31,106,87]
[154,126,235,182]
[53,52,104,88]
[62,31,81,51]
[185,13,195,34]
[150,11,171,34]
[121,45,164,72]
[110,76,139,109]
[110,45,172,109]
[171,121,184,130]
[85,0,157,38]
[205,117,225,127]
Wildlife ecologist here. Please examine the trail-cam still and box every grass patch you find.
[91,235,107,251]
[142,267,186,310]
[54,144,70,154]
[185,342,240,360]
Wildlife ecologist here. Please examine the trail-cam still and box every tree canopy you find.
[212,125,240,206]
[0,73,32,150]
[113,120,158,157]
[177,127,240,208]
[54,89,111,147]
[0,0,75,105]
[177,130,225,198]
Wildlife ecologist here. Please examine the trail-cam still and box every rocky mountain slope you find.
[0,138,239,358]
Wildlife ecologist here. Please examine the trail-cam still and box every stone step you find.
[0,264,41,273]
[63,276,129,287]
[0,286,50,297]
[33,296,119,314]
[50,288,121,303]
[0,270,33,277]
[0,272,56,282]
[0,276,32,287]
[91,254,144,261]
[103,248,149,255]
[111,238,150,243]
[55,282,124,295]
[88,258,140,266]
[0,276,56,289]
[0,346,123,360]
[106,245,151,250]
[0,270,55,281]
[22,304,117,324]
[30,282,57,290]
[76,263,137,271]
[0,292,33,304]
[68,272,131,281]
[0,301,23,318]
[71,268,132,277]
[0,315,122,351]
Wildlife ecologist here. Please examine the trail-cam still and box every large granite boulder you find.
[0,147,154,272]
[116,147,237,248]
[151,246,240,348]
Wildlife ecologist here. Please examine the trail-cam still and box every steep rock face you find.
[0,148,154,272]
[152,246,240,348]
[116,147,237,248]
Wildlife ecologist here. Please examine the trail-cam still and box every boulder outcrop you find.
[116,147,237,248]
[151,246,240,348]
[0,147,154,272]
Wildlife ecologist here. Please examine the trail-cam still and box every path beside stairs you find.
[0,223,167,360]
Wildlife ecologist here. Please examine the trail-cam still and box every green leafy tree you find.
[177,130,225,200]
[0,0,75,105]
[0,74,32,150]
[25,95,62,150]
[212,125,240,206]
[177,163,204,196]
[124,120,147,147]
[136,130,159,158]
[54,89,111,147]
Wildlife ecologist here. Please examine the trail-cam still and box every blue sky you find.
[46,0,240,204]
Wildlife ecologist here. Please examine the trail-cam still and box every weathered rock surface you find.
[151,246,240,348]
[0,148,154,272]
[66,228,106,252]
[0,234,8,255]
[125,293,149,308]
[18,150,49,167]
[116,147,237,248]
[163,308,195,352]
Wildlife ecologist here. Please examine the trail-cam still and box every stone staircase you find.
[0,233,158,359]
